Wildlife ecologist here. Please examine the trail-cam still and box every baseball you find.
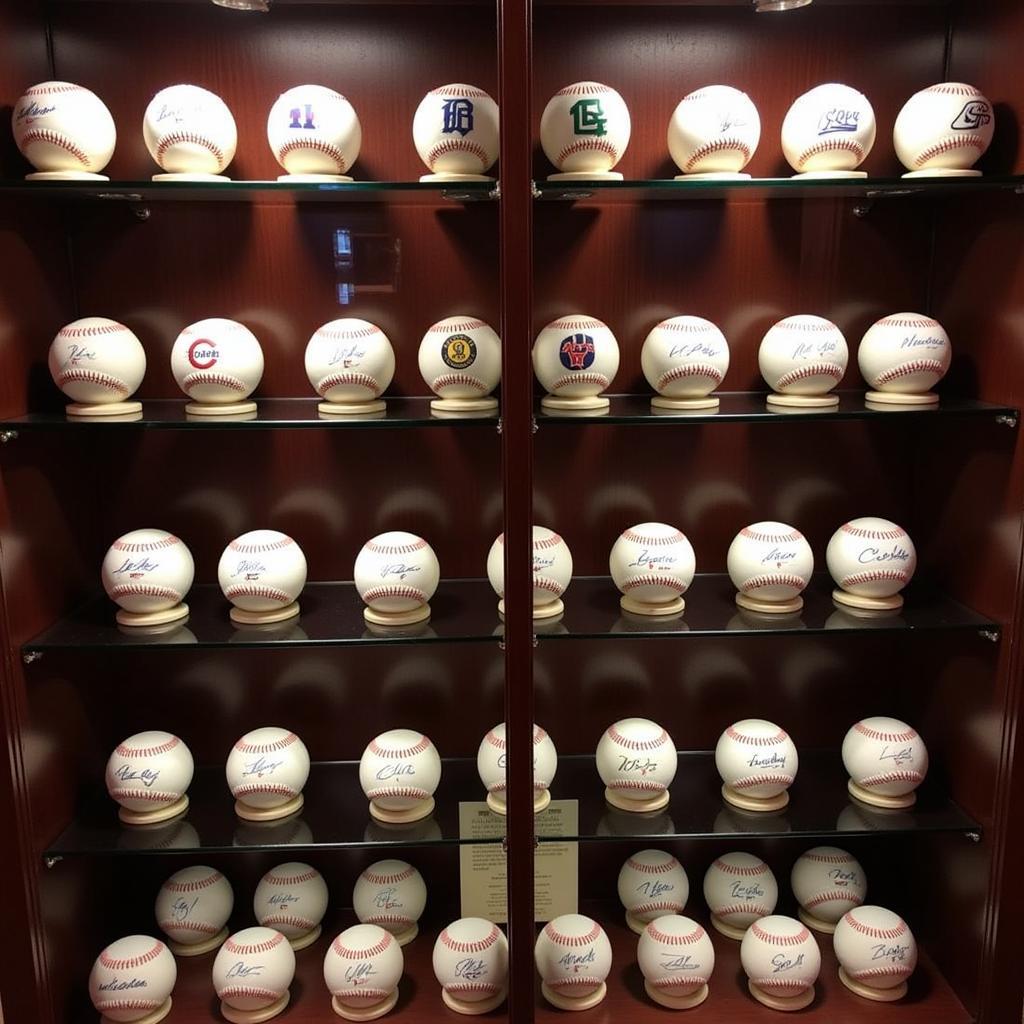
[433,918,509,1004]
[791,847,867,927]
[759,315,848,395]
[702,853,778,932]
[155,866,234,948]
[534,915,612,1000]
[487,526,574,610]
[304,319,395,404]
[716,719,799,801]
[617,850,689,925]
[254,863,328,940]
[105,731,193,814]
[834,907,917,991]
[638,916,715,1000]
[842,717,929,799]
[609,522,696,605]
[727,522,814,603]
[895,83,994,174]
[267,84,361,177]
[226,728,310,810]
[826,518,917,599]
[641,316,730,399]
[353,859,427,937]
[781,83,876,174]
[359,729,442,811]
[541,82,631,176]
[858,313,951,395]
[89,935,176,1023]
[533,315,619,398]
[354,532,440,613]
[668,85,761,176]
[101,529,195,614]
[596,718,678,803]
[13,81,116,176]
[48,317,145,404]
[324,924,404,1010]
[418,316,502,398]
[143,84,237,176]
[413,84,499,177]
[170,318,264,404]
[740,916,821,1000]
[477,722,558,808]
[218,530,307,612]
[213,927,295,1012]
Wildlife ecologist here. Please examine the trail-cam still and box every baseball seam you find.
[876,316,940,329]
[557,139,619,166]
[440,924,500,953]
[749,922,811,946]
[543,921,601,947]
[109,584,182,601]
[712,858,768,876]
[115,736,180,757]
[625,856,679,874]
[621,574,687,594]
[858,770,924,788]
[428,138,488,170]
[366,785,430,800]
[109,788,181,803]
[797,138,865,166]
[277,137,346,173]
[155,131,226,170]
[646,922,705,945]
[224,933,286,955]
[840,523,906,540]
[431,373,488,393]
[365,538,426,555]
[363,584,427,603]
[361,866,416,885]
[725,725,788,746]
[740,573,806,593]
[803,891,863,910]
[57,368,129,395]
[99,942,165,970]
[317,371,381,396]
[775,362,844,390]
[232,783,298,799]
[731,773,794,790]
[546,318,603,331]
[842,912,908,939]
[740,526,802,542]
[368,735,430,758]
[58,324,131,338]
[622,528,685,546]
[429,319,487,332]
[657,364,723,389]
[714,902,773,918]
[161,870,223,892]
[550,372,609,391]
[840,570,909,587]
[875,359,945,385]
[315,325,380,341]
[20,128,90,167]
[607,725,669,751]
[262,868,318,886]
[182,371,246,393]
[235,733,297,754]
[686,137,751,172]
[225,585,291,603]
[915,134,986,167]
[554,84,613,97]
[925,84,982,96]
[229,536,293,553]
[25,83,85,97]
[607,779,667,793]
[853,722,917,742]
[113,535,179,553]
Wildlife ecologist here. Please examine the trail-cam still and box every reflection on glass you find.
[116,818,201,851]
[714,804,792,835]
[364,815,443,845]
[234,815,313,848]
[596,806,676,838]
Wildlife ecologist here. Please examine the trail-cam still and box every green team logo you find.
[570,99,607,137]
[442,333,476,369]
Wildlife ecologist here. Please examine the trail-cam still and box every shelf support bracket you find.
[979,629,1000,643]
[852,202,873,219]
[22,651,42,665]
[43,855,62,869]
[965,831,982,843]
[995,412,1018,428]
[0,430,18,444]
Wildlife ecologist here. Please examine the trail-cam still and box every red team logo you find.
[187,338,219,369]
[559,333,596,371]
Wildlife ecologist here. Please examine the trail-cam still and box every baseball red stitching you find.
[428,138,488,170]
[625,855,679,874]
[841,523,905,540]
[366,785,430,800]
[155,131,226,169]
[229,536,293,554]
[853,722,917,743]
[842,912,907,939]
[263,867,318,886]
[685,137,750,172]
[180,322,251,339]
[732,773,794,790]
[19,128,90,167]
[363,585,427,603]
[621,574,687,594]
[59,324,131,338]
[858,770,924,788]
[487,780,549,793]
[712,857,768,876]
[740,526,802,543]
[800,851,857,865]
[646,922,705,945]
[25,83,85,97]
[362,913,413,927]
[162,869,223,892]
[549,977,604,992]
[547,318,604,331]
[749,922,811,946]
[840,570,908,587]
[875,359,945,385]
[429,319,487,332]
[182,371,246,393]
[116,735,180,758]
[232,782,298,799]
[773,321,841,333]
[533,533,564,550]
[622,528,686,546]
[750,978,810,994]
[315,324,381,341]
[440,923,500,953]
[368,735,430,758]
[225,585,291,603]
[775,362,844,390]
[557,139,619,166]
[740,573,806,593]
[333,987,393,1002]
[797,138,864,165]
[259,913,315,930]
[113,535,179,553]
[550,372,609,391]
[726,725,788,746]
[432,373,487,392]
[631,899,684,916]
[607,724,669,751]
[532,576,565,596]
[56,368,128,394]
[361,865,416,886]
[94,999,161,1012]
[100,941,165,970]
[803,891,863,910]
[608,779,667,793]
[159,918,220,936]
[431,86,489,98]
[109,584,181,602]
[848,966,912,981]
[217,986,282,1002]
[543,920,602,947]
[109,787,181,803]
[235,732,297,754]
[715,903,773,919]
[446,981,501,996]
[915,134,986,166]
[365,537,426,555]
[657,364,723,389]
[876,316,940,329]
[925,83,982,97]
[224,932,286,955]
[318,371,380,396]
[277,137,346,173]
[554,83,612,96]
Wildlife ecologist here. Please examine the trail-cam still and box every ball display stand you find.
[102,997,172,1024]
[832,588,904,612]
[766,392,840,409]
[721,783,789,813]
[651,394,720,410]
[363,603,431,627]
[332,989,399,1021]
[118,795,189,826]
[838,967,907,1002]
[735,592,803,615]
[229,602,300,626]
[847,778,917,809]
[287,923,322,952]
[748,980,815,1011]
[66,400,142,418]
[115,603,189,629]
[540,393,609,413]
[620,594,686,617]
[676,171,751,181]
[625,911,650,936]
[185,401,257,417]
[645,980,710,1010]
[791,170,867,180]
[383,922,418,947]
[234,794,305,822]
[865,390,939,406]
[167,927,228,957]
[430,396,499,415]
[709,915,747,941]
[420,172,495,183]
[154,172,231,182]
[541,981,607,1011]
[604,787,670,814]
[442,987,507,1015]
[498,597,564,621]
[486,788,550,816]
[369,795,435,824]
[28,170,109,181]
[187,408,257,423]
[221,992,289,1023]
[797,908,837,936]
[903,168,981,179]
[548,171,623,181]
[319,399,386,416]
[278,173,353,183]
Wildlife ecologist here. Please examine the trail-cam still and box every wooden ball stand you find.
[230,602,300,626]
[498,597,564,621]
[541,981,607,1011]
[710,915,748,941]
[625,911,651,936]
[767,392,840,409]
[185,400,256,416]
[115,604,189,628]
[721,784,789,813]
[792,169,868,179]
[332,988,399,1021]
[645,980,710,1010]
[101,996,172,1024]
[442,987,507,1015]
[319,398,386,416]
[865,390,939,406]
[605,787,670,814]
[364,603,431,627]
[28,169,110,181]
[832,589,904,612]
[155,172,231,182]
[66,400,142,418]
[848,779,917,809]
[220,992,289,1023]
[736,592,803,615]
[838,967,907,1002]
[420,172,495,182]
[548,170,623,181]
[235,794,305,822]
[118,795,189,826]
[278,173,353,183]
[903,168,981,179]
[620,593,686,617]
[748,980,815,1011]
[540,393,609,413]
[486,789,551,816]
[430,396,499,415]
[387,923,419,947]
[369,796,435,824]
[797,908,837,935]
[651,394,719,410]
[167,927,228,956]
[286,923,322,952]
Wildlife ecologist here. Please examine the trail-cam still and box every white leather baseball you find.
[715,719,798,799]
[305,319,395,402]
[609,522,696,603]
[105,731,194,814]
[702,853,778,929]
[727,522,814,602]
[534,915,612,998]
[842,717,929,798]
[433,918,509,1001]
[353,859,427,935]
[13,81,116,174]
[155,866,234,946]
[226,728,310,809]
[477,723,557,805]
[826,518,917,598]
[324,924,404,1008]
[858,314,951,393]
[487,526,574,608]
[641,316,730,398]
[533,315,619,397]
[48,317,145,403]
[89,935,176,1022]
[359,729,442,810]
[267,85,361,175]
[413,84,499,175]
[354,532,440,612]
[638,917,715,998]
[418,316,502,398]
[218,530,307,611]
[254,863,328,938]
[759,315,848,394]
[833,906,917,990]
[596,718,677,800]
[541,82,630,174]
[143,85,237,175]
[668,85,761,175]
[213,928,295,1011]
[781,84,876,173]
[101,529,195,613]
[791,847,867,925]
[894,83,994,173]
[740,916,821,997]
[617,850,689,922]
[170,318,264,403]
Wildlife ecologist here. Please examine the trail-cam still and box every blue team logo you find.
[559,333,596,371]
[442,99,474,137]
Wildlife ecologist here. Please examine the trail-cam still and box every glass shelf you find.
[540,752,978,843]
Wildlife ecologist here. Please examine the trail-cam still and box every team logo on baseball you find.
[559,333,596,371]
[818,108,861,135]
[441,333,477,369]
[442,98,474,137]
[288,103,317,130]
[188,338,219,369]
[951,101,992,130]
[570,99,607,136]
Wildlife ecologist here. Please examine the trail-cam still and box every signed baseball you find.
[354,532,440,613]
[842,717,929,800]
[833,906,917,992]
[609,522,696,606]
[759,315,848,395]
[703,853,779,932]
[267,84,361,177]
[895,83,994,175]
[668,85,761,176]
[617,850,689,925]
[155,866,234,948]
[487,526,573,611]
[781,83,876,174]
[218,530,307,613]
[171,318,264,404]
[49,317,146,405]
[13,81,116,177]
[418,316,502,398]
[359,729,442,811]
[638,916,715,1001]
[213,927,295,1013]
[105,731,194,815]
[740,916,821,1001]
[858,313,951,396]
[433,918,509,1004]
[533,315,619,399]
[254,863,328,940]
[541,82,631,176]
[716,719,799,801]
[143,84,237,176]
[413,84,499,177]
[826,518,917,600]
[102,529,195,614]
[791,848,867,927]
[641,316,730,400]
[226,728,310,810]
[534,915,612,1000]
[89,935,176,1022]
[477,722,558,809]
[727,522,814,604]
[305,319,395,404]
[596,718,677,804]
[324,924,404,1010]
[353,859,427,938]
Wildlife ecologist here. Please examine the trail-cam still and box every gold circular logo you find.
[442,334,476,369]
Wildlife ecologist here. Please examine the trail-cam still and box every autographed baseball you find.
[668,86,761,175]
[171,318,264,404]
[781,83,876,174]
[418,316,502,398]
[413,84,499,176]
[226,728,310,810]
[218,530,307,612]
[842,717,929,799]
[324,924,403,1010]
[213,928,295,1012]
[13,81,116,176]
[541,82,631,175]
[609,522,696,605]
[533,315,619,398]
[155,866,234,948]
[727,522,814,603]
[716,719,799,800]
[826,518,917,599]
[353,859,427,937]
[534,915,612,999]
[305,319,395,403]
[143,84,237,176]
[254,863,328,940]
[703,853,779,931]
[89,935,176,1022]
[354,532,440,612]
[740,916,821,999]
[102,529,195,614]
[617,850,689,924]
[596,718,678,802]
[267,84,361,176]
[433,918,509,1003]
[638,917,715,1000]
[759,315,848,395]
[359,729,442,811]
[477,722,558,807]
[858,314,951,395]
[487,526,573,609]
[49,317,145,404]
[791,848,867,926]
[105,731,193,814]
[895,83,994,174]
[833,907,917,991]
[641,316,730,399]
